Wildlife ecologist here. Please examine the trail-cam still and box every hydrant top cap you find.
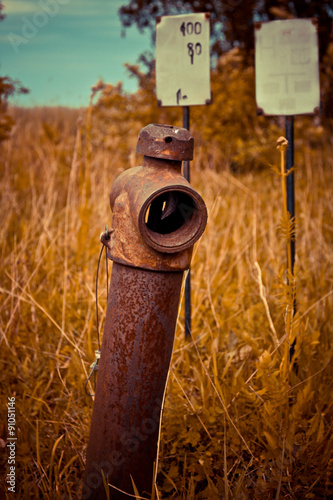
[136,123,194,161]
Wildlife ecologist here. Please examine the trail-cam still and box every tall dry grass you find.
[0,105,332,499]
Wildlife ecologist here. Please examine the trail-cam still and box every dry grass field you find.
[0,101,332,499]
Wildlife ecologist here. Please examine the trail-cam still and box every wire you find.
[85,227,111,397]
[85,242,105,397]
[106,244,109,302]
[95,245,104,351]
[84,350,101,397]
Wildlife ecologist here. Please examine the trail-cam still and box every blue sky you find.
[0,0,152,107]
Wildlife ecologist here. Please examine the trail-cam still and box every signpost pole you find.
[255,19,320,361]
[156,12,211,341]
[285,115,296,358]
[183,106,191,339]
[285,115,295,275]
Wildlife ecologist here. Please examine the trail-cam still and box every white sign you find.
[255,19,320,116]
[156,13,211,107]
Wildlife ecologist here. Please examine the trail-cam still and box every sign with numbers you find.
[255,19,320,116]
[156,13,211,107]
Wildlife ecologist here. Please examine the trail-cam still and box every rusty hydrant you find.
[82,124,207,499]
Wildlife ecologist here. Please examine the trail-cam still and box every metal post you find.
[183,106,191,340]
[285,115,296,358]
[285,116,295,275]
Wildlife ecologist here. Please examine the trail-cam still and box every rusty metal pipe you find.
[82,124,207,499]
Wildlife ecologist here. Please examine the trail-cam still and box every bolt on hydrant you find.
[82,124,207,499]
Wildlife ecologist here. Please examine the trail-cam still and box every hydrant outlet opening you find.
[139,188,207,254]
[145,191,194,234]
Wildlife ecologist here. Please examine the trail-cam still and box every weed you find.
[0,98,332,498]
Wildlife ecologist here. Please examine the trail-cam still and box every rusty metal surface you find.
[107,155,207,271]
[136,123,194,161]
[82,263,183,499]
[83,124,208,499]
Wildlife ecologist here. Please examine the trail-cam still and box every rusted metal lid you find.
[136,124,194,161]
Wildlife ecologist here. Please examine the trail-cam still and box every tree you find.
[0,2,29,142]
[119,0,333,61]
